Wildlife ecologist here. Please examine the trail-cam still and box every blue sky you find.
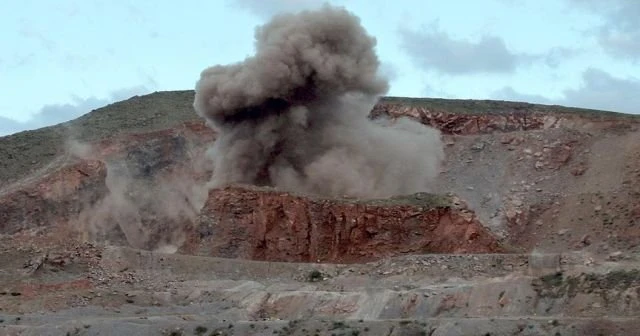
[1,0,639,135]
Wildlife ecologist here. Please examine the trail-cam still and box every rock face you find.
[371,100,635,135]
[0,160,108,234]
[371,102,544,134]
[188,186,503,263]
[0,121,213,250]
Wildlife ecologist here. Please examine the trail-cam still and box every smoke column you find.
[193,4,444,198]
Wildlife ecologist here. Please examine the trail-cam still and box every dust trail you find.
[66,138,207,252]
[193,4,444,198]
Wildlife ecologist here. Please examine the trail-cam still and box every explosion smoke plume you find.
[194,5,444,198]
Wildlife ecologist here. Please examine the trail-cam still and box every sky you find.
[1,0,639,135]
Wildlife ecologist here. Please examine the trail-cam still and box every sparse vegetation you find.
[331,321,347,330]
[167,330,183,336]
[194,325,208,335]
[308,269,323,282]
[533,269,640,300]
[356,192,451,209]
[381,96,640,119]
[539,271,565,288]
[208,329,228,336]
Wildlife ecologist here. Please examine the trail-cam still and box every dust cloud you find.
[66,139,206,252]
[193,4,444,198]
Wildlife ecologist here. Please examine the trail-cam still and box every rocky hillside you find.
[2,90,639,256]
[1,91,639,335]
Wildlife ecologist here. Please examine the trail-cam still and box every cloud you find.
[544,47,583,68]
[492,68,640,114]
[19,23,57,52]
[423,83,454,99]
[399,24,536,75]
[230,0,326,19]
[561,69,640,113]
[569,0,640,60]
[0,86,152,137]
[0,117,23,135]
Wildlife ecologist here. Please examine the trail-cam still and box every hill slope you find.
[1,92,639,335]
[2,90,637,188]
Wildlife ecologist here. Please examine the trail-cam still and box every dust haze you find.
[66,138,207,252]
[194,4,444,198]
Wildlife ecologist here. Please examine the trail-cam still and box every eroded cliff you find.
[187,186,503,263]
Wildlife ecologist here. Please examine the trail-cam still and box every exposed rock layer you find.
[187,186,503,263]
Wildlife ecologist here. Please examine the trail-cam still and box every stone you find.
[571,166,586,176]
[607,251,624,261]
[528,252,561,276]
[500,136,514,144]
[471,142,486,151]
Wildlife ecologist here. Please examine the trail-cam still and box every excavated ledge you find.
[184,186,505,263]
[371,102,638,135]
